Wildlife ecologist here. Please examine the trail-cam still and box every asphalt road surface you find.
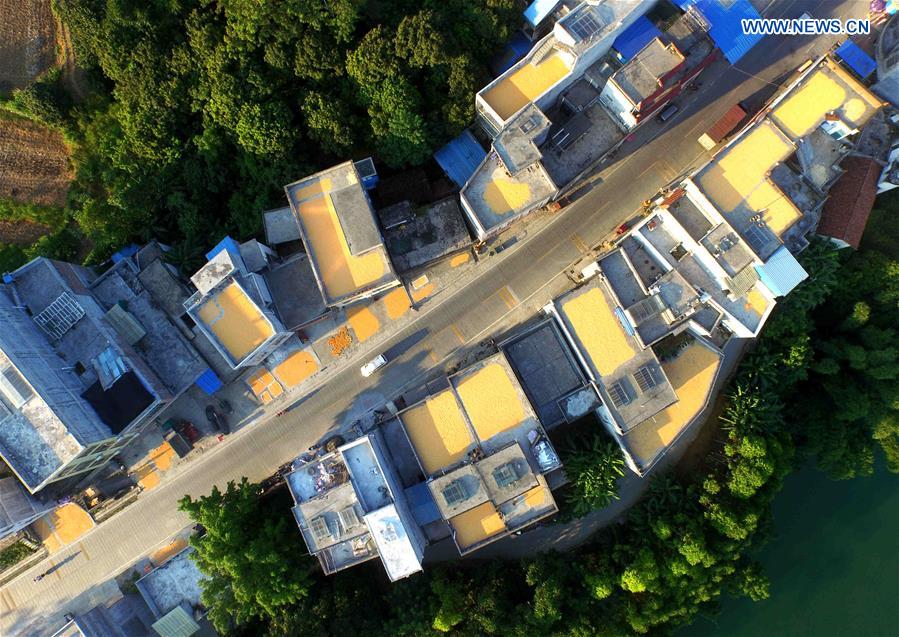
[0,1,864,633]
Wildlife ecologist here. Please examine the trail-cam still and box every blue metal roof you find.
[205,235,241,263]
[754,246,809,298]
[693,0,764,64]
[111,244,140,264]
[434,130,487,189]
[524,0,560,27]
[195,368,223,395]
[494,32,535,75]
[612,15,663,61]
[835,40,877,79]
[405,482,441,526]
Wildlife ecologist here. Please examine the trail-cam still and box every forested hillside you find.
[9,0,518,264]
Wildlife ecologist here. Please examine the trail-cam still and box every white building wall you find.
[599,80,637,130]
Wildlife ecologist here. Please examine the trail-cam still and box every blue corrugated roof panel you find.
[205,235,241,263]
[434,130,487,189]
[405,482,441,526]
[835,40,877,79]
[612,15,663,61]
[754,246,809,297]
[694,0,764,64]
[195,368,223,395]
[524,0,560,27]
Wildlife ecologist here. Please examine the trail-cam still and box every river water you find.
[685,461,899,637]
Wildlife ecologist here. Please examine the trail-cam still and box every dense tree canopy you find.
[38,0,519,262]
[179,479,314,631]
[561,431,626,516]
[791,241,899,478]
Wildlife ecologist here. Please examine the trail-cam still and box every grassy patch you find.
[0,197,68,231]
[0,541,36,570]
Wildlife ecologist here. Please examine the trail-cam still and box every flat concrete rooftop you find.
[263,206,301,246]
[501,319,590,427]
[541,101,624,187]
[554,276,677,431]
[461,152,557,236]
[495,104,551,175]
[481,48,573,123]
[633,212,771,335]
[623,339,721,471]
[449,352,541,453]
[285,161,399,305]
[263,254,327,330]
[399,389,476,476]
[693,57,883,258]
[611,38,684,106]
[136,548,205,617]
[193,279,275,365]
[381,198,472,273]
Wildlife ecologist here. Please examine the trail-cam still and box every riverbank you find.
[684,459,899,637]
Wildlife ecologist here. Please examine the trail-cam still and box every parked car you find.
[205,405,230,434]
[175,420,201,444]
[360,354,388,377]
[659,103,679,123]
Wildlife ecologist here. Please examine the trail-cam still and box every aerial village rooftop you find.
[397,352,561,554]
[286,434,425,582]
[185,239,291,370]
[284,159,400,307]
[0,257,195,492]
[606,37,684,108]
[461,0,716,241]
[461,0,656,240]
[691,57,884,260]
[476,0,654,131]
[548,253,725,474]
[3,0,896,611]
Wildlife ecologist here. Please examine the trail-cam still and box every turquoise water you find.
[685,463,899,637]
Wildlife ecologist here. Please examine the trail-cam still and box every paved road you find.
[0,1,861,633]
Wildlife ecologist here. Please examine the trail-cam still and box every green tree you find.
[179,479,313,632]
[791,248,899,478]
[562,432,626,516]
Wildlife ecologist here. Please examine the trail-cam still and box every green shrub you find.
[0,542,36,570]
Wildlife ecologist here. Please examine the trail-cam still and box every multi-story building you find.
[184,238,293,370]
[286,433,426,581]
[477,0,655,136]
[546,249,726,475]
[0,254,209,494]
[685,56,884,262]
[397,352,562,555]
[283,159,401,308]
